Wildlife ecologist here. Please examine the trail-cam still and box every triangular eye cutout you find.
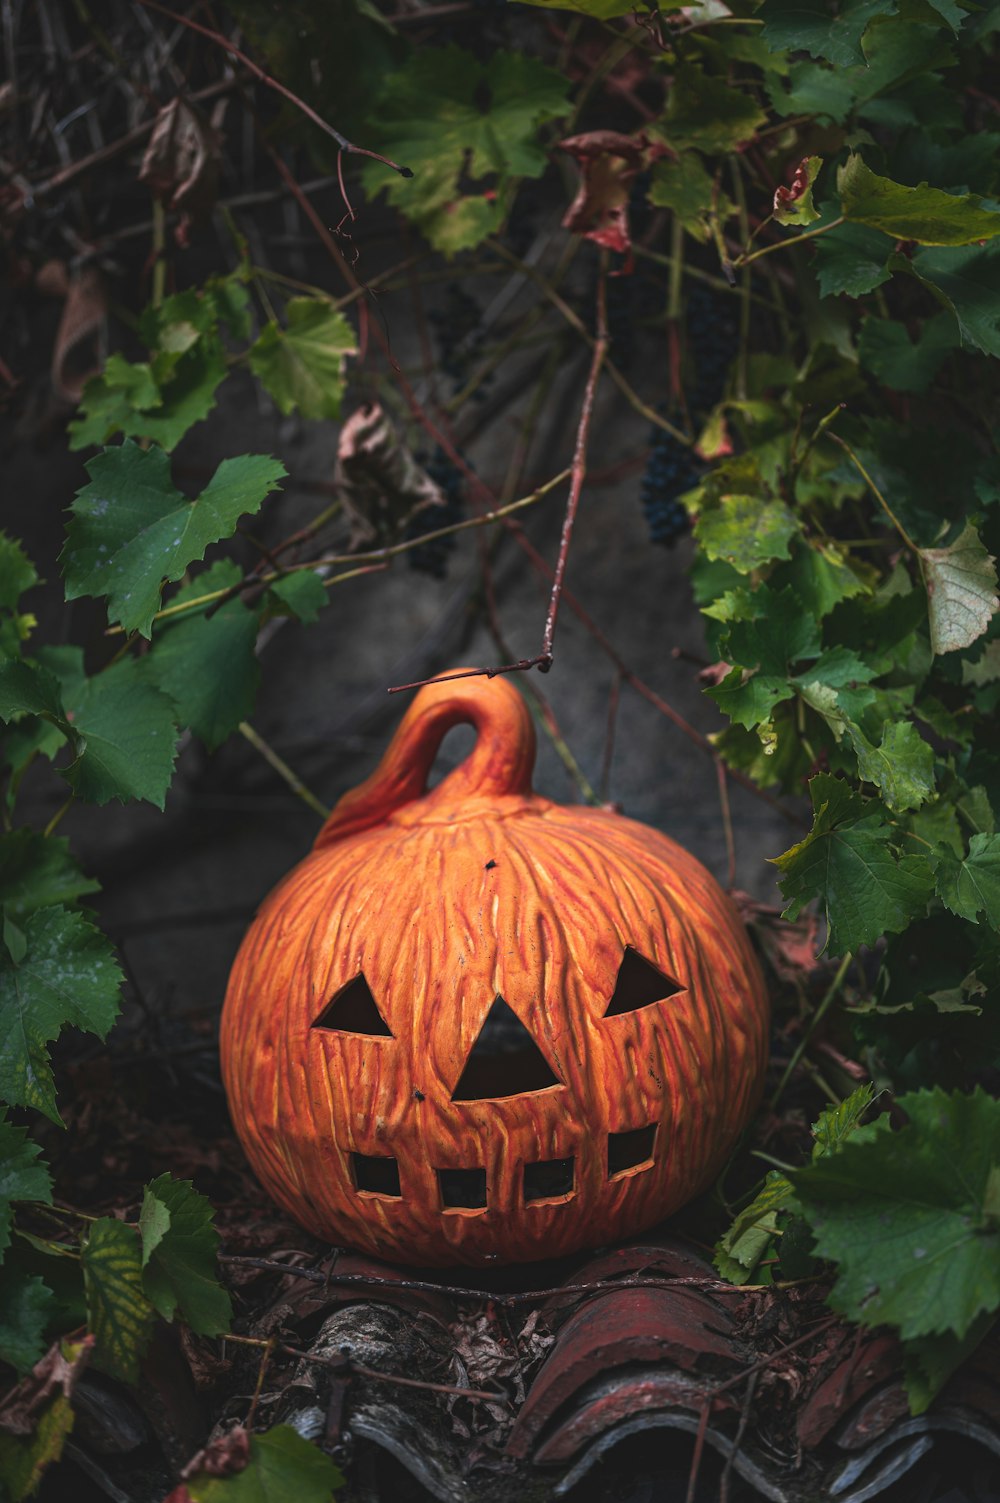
[604,947,684,1017]
[312,973,393,1036]
[452,995,562,1101]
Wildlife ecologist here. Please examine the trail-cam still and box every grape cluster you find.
[640,431,698,548]
[428,284,491,398]
[406,449,466,578]
[686,283,738,415]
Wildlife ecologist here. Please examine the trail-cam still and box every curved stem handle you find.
[315,671,537,848]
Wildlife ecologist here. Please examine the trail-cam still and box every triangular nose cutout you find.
[604,946,684,1016]
[452,995,561,1101]
[312,973,393,1036]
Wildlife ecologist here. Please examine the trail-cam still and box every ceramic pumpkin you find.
[220,672,769,1267]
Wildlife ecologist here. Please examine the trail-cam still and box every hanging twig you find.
[539,253,609,668]
[388,259,610,688]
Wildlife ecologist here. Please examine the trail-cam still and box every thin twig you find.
[769,952,853,1109]
[733,216,845,270]
[238,723,330,820]
[716,757,737,890]
[221,1332,504,1404]
[135,0,412,178]
[246,1336,276,1428]
[106,474,565,633]
[827,433,919,552]
[540,255,610,668]
[218,1254,763,1304]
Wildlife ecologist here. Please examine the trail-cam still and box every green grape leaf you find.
[139,1174,231,1335]
[793,1087,1000,1351]
[811,1082,878,1157]
[362,48,570,253]
[266,570,328,624]
[793,646,878,734]
[707,668,794,729]
[918,523,999,656]
[858,312,959,392]
[910,797,964,856]
[62,442,286,638]
[839,156,1000,246]
[82,1219,155,1384]
[0,906,122,1123]
[248,300,357,422]
[0,534,39,611]
[69,355,165,450]
[814,221,892,298]
[0,1119,54,1258]
[963,641,1000,687]
[768,60,860,124]
[69,280,251,453]
[759,0,898,68]
[713,1171,791,1284]
[715,1083,877,1285]
[847,720,936,812]
[0,831,100,919]
[62,660,179,809]
[0,659,71,730]
[0,1271,55,1373]
[907,242,1000,357]
[649,154,724,243]
[137,1185,170,1264]
[662,66,768,153]
[187,1426,344,1503]
[933,833,1000,926]
[724,587,823,674]
[70,338,227,455]
[693,496,799,573]
[774,773,934,954]
[771,544,868,618]
[146,562,260,751]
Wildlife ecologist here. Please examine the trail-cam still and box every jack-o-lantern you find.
[220,673,769,1267]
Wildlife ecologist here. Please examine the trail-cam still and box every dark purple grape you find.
[406,449,466,578]
[686,283,738,414]
[640,430,698,548]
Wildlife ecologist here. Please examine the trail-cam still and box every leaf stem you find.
[770,951,853,1109]
[43,796,75,839]
[237,724,330,820]
[733,216,845,270]
[826,433,919,553]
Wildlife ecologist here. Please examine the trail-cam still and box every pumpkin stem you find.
[315,671,536,847]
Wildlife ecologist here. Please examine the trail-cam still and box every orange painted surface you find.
[220,672,769,1266]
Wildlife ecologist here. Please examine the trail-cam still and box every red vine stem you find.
[134,0,413,178]
[539,256,609,668]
